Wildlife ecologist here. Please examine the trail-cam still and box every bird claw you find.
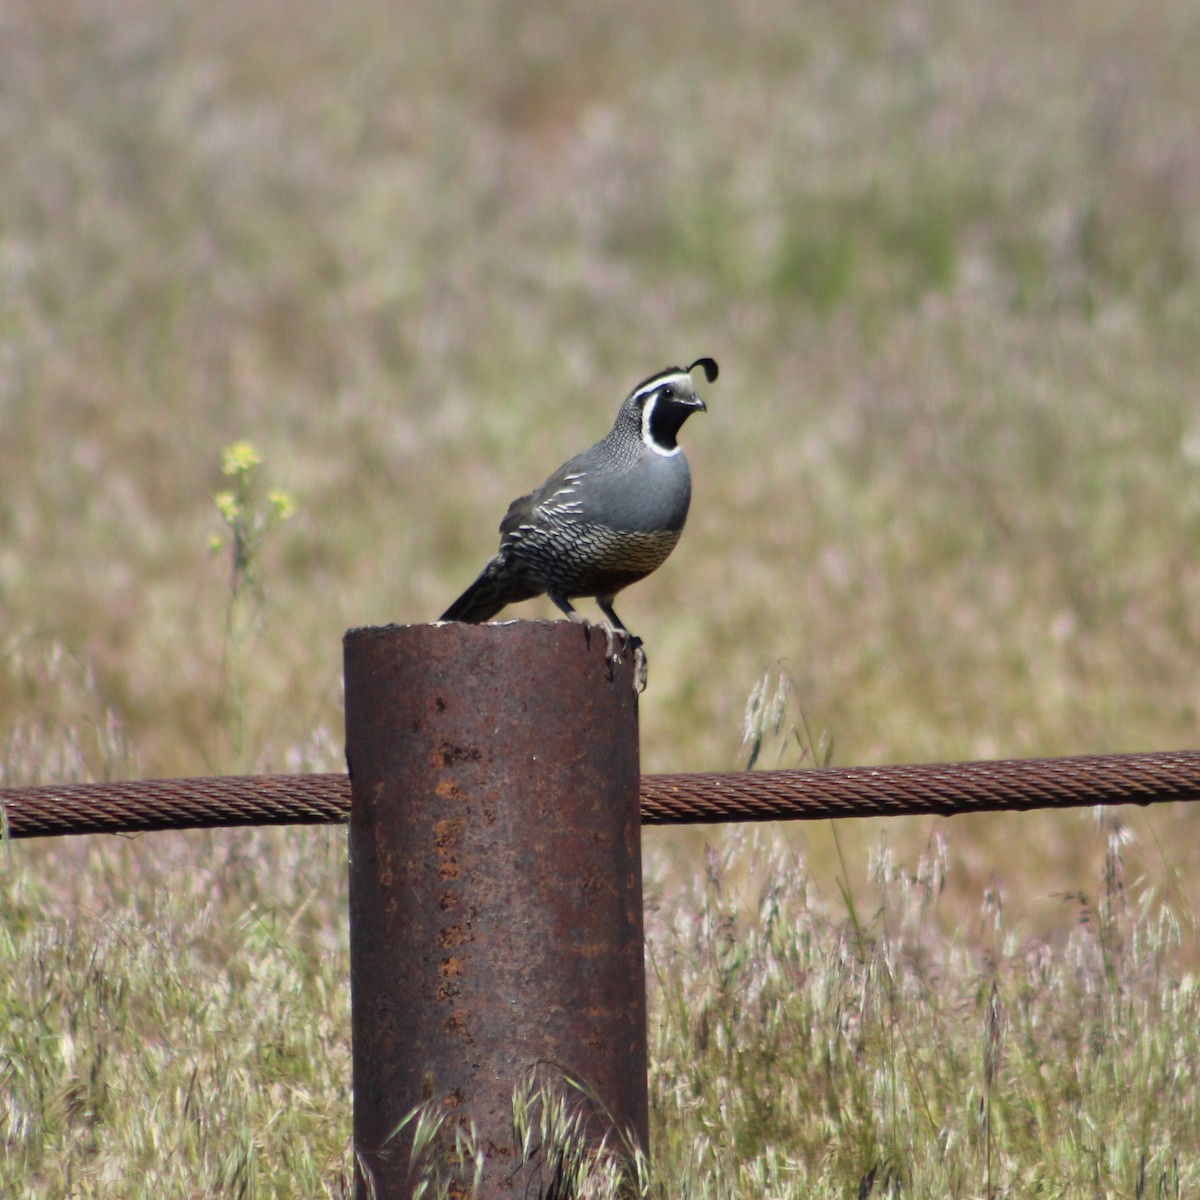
[632,642,648,694]
[601,624,621,665]
[601,627,647,694]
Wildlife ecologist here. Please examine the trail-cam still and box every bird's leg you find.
[552,594,647,692]
[594,597,631,662]
[550,594,583,621]
[550,593,602,654]
[596,598,648,694]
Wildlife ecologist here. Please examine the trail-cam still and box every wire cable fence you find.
[3,749,1199,839]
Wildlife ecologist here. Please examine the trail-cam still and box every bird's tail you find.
[440,558,538,623]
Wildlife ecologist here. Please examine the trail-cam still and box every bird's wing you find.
[498,454,591,540]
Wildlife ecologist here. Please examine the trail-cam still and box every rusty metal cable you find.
[640,750,1200,824]
[2,750,1199,840]
[0,774,349,840]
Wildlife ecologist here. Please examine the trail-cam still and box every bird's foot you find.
[576,615,646,692]
[600,625,646,693]
[600,622,621,666]
[632,639,648,694]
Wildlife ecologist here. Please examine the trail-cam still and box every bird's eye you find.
[660,386,674,400]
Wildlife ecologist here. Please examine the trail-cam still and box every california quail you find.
[441,357,717,687]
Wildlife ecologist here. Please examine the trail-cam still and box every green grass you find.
[5,0,1200,1192]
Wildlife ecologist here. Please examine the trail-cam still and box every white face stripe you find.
[629,371,692,408]
[636,371,695,456]
[639,392,683,456]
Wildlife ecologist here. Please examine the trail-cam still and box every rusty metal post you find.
[344,620,647,1199]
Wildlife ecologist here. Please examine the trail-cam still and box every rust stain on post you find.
[344,620,646,1199]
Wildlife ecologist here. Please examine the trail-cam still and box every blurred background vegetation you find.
[5,0,1200,927]
[5,0,1200,1193]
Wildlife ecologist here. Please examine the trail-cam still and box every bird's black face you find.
[640,382,705,454]
[623,358,716,456]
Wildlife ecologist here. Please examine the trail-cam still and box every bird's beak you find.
[692,397,707,413]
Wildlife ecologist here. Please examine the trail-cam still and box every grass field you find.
[4,0,1200,1193]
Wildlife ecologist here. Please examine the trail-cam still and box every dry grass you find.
[645,824,1200,1198]
[4,0,1200,1193]
[4,818,1196,1197]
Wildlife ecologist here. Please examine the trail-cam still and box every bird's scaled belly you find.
[516,524,682,596]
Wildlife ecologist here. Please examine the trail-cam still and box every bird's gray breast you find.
[565,447,692,533]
